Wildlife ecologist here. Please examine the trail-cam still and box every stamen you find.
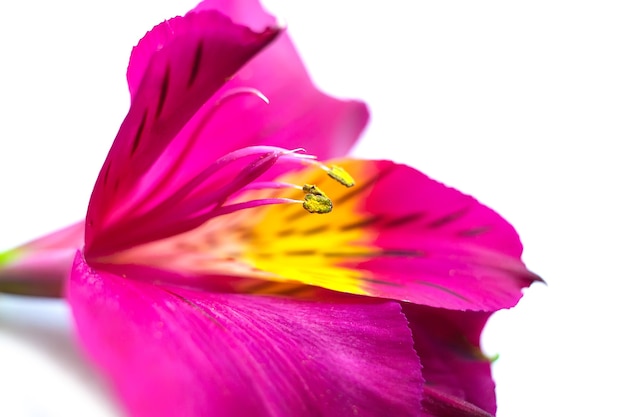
[163,147,315,208]
[142,88,273,200]
[325,165,355,187]
[301,160,355,188]
[235,181,334,214]
[302,184,328,198]
[216,87,269,106]
[303,194,333,214]
[241,182,302,191]
[208,198,304,219]
[126,148,346,248]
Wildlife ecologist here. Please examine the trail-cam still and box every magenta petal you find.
[403,304,496,415]
[172,0,369,161]
[191,0,275,30]
[177,0,369,161]
[69,253,423,417]
[86,10,279,246]
[241,159,540,311]
[421,387,496,417]
[345,160,541,311]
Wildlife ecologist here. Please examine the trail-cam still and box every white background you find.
[1,1,624,416]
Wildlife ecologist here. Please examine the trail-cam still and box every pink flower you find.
[0,1,541,416]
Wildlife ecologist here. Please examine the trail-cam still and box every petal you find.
[86,10,280,248]
[69,253,423,417]
[0,222,83,297]
[421,387,496,417]
[129,0,368,162]
[130,159,540,311]
[403,304,496,415]
[184,0,369,160]
[247,159,541,310]
[118,0,368,243]
[191,0,275,31]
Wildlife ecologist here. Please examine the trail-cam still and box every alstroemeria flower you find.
[0,1,542,416]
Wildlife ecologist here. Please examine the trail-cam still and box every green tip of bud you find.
[303,194,333,214]
[327,165,355,187]
[302,184,328,198]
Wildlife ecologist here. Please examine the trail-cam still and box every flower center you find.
[85,87,356,261]
[87,144,354,262]
[170,146,354,221]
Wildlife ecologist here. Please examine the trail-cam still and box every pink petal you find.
[421,387,496,417]
[0,222,83,297]
[86,10,280,248]
[184,0,369,160]
[185,158,540,311]
[129,0,368,162]
[68,253,423,417]
[191,0,275,31]
[120,0,368,238]
[403,304,496,415]
[347,160,543,310]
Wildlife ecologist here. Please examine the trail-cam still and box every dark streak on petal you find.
[415,281,471,302]
[334,165,395,206]
[361,276,403,287]
[301,224,330,235]
[322,249,424,258]
[276,228,296,237]
[457,226,491,237]
[238,230,255,241]
[382,213,426,229]
[102,161,111,186]
[187,40,204,88]
[322,251,378,258]
[245,281,311,297]
[159,287,224,328]
[130,109,148,157]
[271,286,312,297]
[380,249,426,257]
[284,249,317,256]
[339,216,382,232]
[155,65,171,119]
[241,281,271,293]
[426,207,471,229]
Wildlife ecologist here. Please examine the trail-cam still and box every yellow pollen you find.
[327,165,355,188]
[302,184,328,198]
[303,194,333,214]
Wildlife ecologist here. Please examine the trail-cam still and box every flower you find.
[0,1,541,416]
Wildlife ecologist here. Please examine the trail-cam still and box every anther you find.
[303,194,333,214]
[302,184,328,198]
[301,160,356,188]
[326,165,355,188]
